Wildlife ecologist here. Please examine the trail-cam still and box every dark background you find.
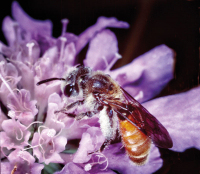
[0,0,200,173]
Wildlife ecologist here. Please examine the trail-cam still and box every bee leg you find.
[54,110,76,118]
[54,100,84,115]
[100,140,112,152]
[75,104,103,120]
[87,139,112,155]
[75,110,98,120]
[65,100,84,110]
[99,106,114,152]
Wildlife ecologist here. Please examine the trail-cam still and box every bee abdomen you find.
[119,120,151,165]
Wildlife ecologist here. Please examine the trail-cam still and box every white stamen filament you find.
[39,136,46,160]
[61,19,69,36]
[84,153,108,171]
[25,121,43,130]
[38,125,49,135]
[0,73,21,107]
[23,144,43,151]
[104,53,122,72]
[54,127,63,138]
[59,37,67,60]
[26,42,35,65]
[15,128,23,141]
[102,56,108,67]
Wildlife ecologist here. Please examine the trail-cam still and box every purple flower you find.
[32,128,67,164]
[3,1,197,174]
[0,119,31,150]
[7,89,38,125]
[1,149,44,174]
[143,86,200,152]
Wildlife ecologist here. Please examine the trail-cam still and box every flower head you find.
[2,2,197,174]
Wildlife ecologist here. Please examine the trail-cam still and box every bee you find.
[37,65,173,165]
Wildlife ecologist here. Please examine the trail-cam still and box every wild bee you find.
[37,65,173,165]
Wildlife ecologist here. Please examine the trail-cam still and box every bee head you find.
[62,65,91,97]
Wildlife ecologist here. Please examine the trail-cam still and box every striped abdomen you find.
[119,120,152,165]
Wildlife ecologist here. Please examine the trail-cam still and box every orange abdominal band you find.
[119,119,151,165]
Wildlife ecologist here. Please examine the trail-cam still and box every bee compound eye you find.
[64,84,74,97]
[108,84,114,91]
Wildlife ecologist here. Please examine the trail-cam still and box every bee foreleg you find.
[65,100,84,110]
[75,110,99,120]
[54,100,84,115]
[54,110,76,117]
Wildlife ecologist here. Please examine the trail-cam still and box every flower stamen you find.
[26,42,35,64]
[15,128,23,141]
[84,152,108,171]
[61,19,69,36]
[104,53,122,73]
[59,37,67,61]
[25,121,43,130]
[0,74,21,107]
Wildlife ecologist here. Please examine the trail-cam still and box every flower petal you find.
[0,41,13,57]
[12,61,35,96]
[76,16,129,54]
[7,89,38,125]
[12,1,52,37]
[0,108,8,131]
[73,127,105,163]
[110,44,175,102]
[103,143,162,174]
[2,16,16,47]
[11,1,55,54]
[54,162,87,174]
[84,29,118,70]
[1,119,31,149]
[8,149,35,164]
[143,86,200,152]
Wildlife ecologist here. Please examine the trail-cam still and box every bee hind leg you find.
[87,140,112,156]
[100,140,112,152]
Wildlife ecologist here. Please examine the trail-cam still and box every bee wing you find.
[117,87,173,148]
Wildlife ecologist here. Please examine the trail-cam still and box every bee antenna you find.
[37,78,65,86]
